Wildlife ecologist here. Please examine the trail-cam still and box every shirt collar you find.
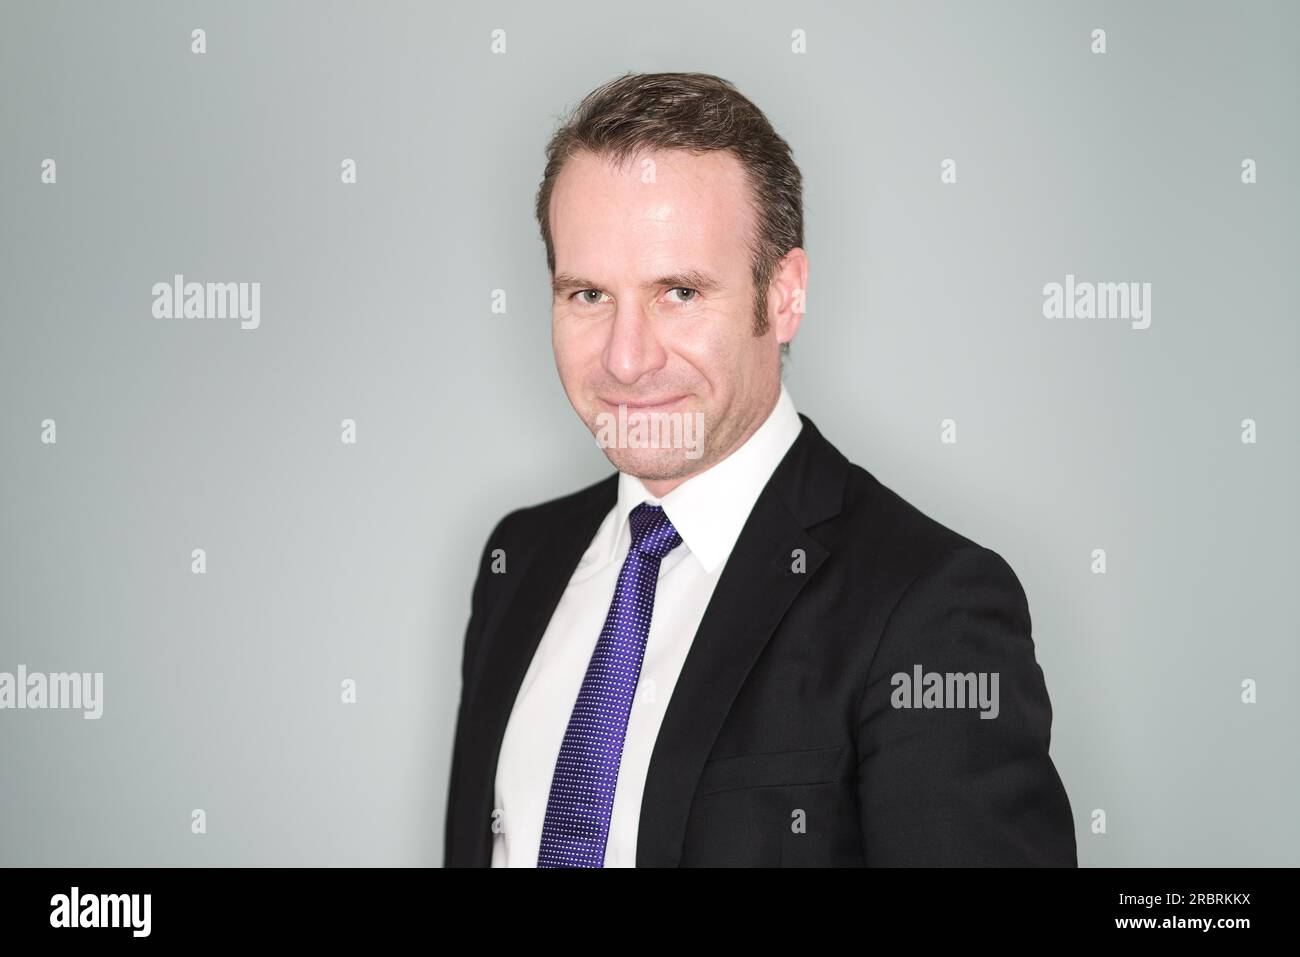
[610,382,803,573]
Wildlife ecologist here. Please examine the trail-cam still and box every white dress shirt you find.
[491,383,804,867]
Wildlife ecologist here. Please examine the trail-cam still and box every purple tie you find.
[536,502,682,867]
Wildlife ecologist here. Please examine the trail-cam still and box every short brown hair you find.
[535,72,803,349]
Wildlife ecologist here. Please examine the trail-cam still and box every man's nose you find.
[603,300,667,385]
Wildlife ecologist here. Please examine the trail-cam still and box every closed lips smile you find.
[603,395,686,410]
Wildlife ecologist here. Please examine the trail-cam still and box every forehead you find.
[549,148,754,275]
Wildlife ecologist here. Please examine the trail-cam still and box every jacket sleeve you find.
[855,545,1077,865]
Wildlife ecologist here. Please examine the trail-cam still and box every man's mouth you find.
[599,394,688,412]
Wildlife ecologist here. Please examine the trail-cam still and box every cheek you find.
[552,315,603,379]
[551,310,581,353]
[668,308,746,374]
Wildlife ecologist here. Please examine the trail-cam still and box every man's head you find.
[536,72,807,495]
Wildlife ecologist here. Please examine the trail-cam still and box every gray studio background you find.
[1,0,1296,866]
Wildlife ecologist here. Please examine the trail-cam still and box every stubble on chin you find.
[599,445,706,482]
[575,397,721,481]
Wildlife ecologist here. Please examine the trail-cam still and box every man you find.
[444,72,1076,867]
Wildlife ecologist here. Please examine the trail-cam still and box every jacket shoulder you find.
[837,460,1015,589]
[481,471,617,553]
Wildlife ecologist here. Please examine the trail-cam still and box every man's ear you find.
[769,248,808,346]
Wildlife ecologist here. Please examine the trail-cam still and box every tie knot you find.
[628,503,682,560]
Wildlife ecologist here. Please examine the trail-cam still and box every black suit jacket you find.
[444,413,1077,866]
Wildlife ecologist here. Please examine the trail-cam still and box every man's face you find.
[549,148,793,492]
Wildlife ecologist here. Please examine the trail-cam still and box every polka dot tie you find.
[536,502,682,867]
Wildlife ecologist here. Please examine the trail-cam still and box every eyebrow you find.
[551,269,722,297]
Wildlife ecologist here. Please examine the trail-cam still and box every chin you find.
[600,446,704,482]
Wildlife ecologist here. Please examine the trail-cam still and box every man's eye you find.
[667,287,698,303]
[573,289,607,305]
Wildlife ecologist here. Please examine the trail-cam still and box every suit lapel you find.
[636,415,848,866]
[459,477,616,866]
